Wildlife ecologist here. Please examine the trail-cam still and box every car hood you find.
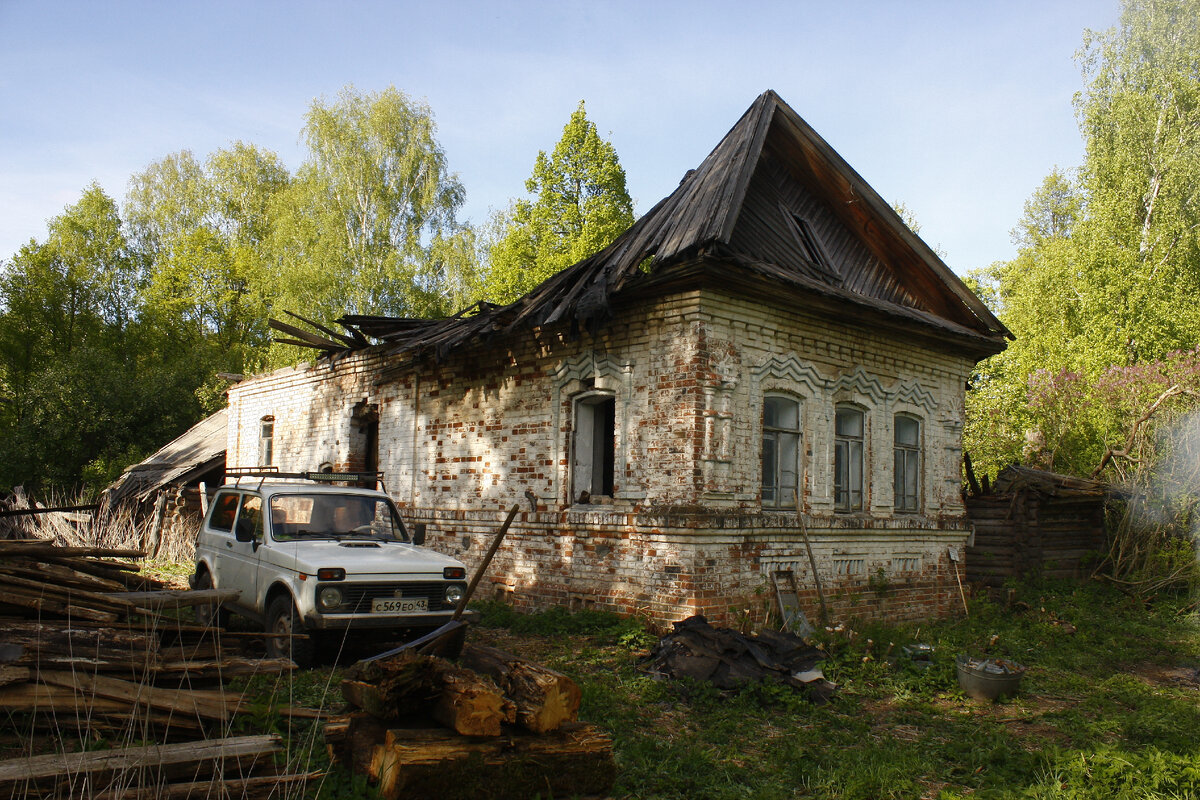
[267,540,466,577]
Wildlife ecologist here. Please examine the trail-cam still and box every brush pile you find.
[0,539,319,799]
[327,642,615,800]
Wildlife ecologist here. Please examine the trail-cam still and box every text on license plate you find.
[371,597,428,613]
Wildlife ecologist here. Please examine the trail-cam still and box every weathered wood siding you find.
[965,492,1106,586]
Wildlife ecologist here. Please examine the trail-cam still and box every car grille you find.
[322,581,459,613]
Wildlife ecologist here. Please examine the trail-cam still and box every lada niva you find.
[191,470,473,666]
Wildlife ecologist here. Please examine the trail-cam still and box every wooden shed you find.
[965,466,1108,586]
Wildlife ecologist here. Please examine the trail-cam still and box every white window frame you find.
[259,416,274,467]
[893,414,922,513]
[834,405,865,512]
[762,395,801,509]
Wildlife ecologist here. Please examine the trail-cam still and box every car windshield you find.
[268,493,409,542]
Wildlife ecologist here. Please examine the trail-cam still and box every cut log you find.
[431,665,513,737]
[341,650,450,718]
[343,651,511,736]
[364,722,616,800]
[458,643,581,733]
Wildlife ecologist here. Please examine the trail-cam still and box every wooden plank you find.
[0,572,140,613]
[92,770,323,800]
[110,589,241,610]
[0,544,144,559]
[0,587,120,623]
[0,561,127,593]
[0,734,281,785]
[36,670,244,721]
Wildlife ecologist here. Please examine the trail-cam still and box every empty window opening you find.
[351,401,380,475]
[834,406,864,512]
[894,415,921,512]
[573,395,615,502]
[762,395,801,509]
[783,209,840,281]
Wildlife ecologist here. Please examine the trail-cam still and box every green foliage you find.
[0,185,211,490]
[966,0,1200,480]
[484,101,633,303]
[1,85,486,492]
[473,600,650,643]
[269,85,476,341]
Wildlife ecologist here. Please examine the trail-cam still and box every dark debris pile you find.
[642,615,836,702]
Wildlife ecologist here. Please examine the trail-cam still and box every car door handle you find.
[225,541,233,548]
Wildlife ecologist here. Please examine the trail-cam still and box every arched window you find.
[893,414,921,512]
[834,406,864,512]
[762,396,800,509]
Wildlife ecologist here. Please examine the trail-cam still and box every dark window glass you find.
[894,415,921,512]
[834,407,864,512]
[762,396,800,509]
[209,492,240,532]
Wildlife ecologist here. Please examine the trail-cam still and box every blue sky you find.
[1,0,1120,275]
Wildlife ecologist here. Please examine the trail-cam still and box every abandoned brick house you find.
[224,90,1011,625]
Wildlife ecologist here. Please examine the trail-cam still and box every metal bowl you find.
[956,654,1025,701]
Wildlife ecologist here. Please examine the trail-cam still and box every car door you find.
[210,491,261,613]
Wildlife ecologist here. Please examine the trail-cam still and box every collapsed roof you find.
[104,408,227,508]
[271,90,1011,363]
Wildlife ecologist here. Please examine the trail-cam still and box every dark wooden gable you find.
[723,97,1007,335]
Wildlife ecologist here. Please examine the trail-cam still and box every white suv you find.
[191,471,474,665]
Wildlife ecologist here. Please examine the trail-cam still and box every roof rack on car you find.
[225,467,385,491]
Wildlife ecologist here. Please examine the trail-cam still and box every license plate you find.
[371,597,428,613]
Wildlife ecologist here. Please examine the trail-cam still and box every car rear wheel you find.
[193,570,229,628]
[266,595,315,667]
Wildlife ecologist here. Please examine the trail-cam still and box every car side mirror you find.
[411,523,426,546]
[234,517,255,543]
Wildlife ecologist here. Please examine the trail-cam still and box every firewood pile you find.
[643,615,837,702]
[326,642,616,800]
[0,540,320,799]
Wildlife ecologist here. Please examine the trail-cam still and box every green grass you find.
[222,580,1199,799]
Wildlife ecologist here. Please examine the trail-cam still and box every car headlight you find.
[444,584,464,605]
[318,586,344,611]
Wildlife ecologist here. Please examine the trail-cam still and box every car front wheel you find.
[265,595,315,667]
